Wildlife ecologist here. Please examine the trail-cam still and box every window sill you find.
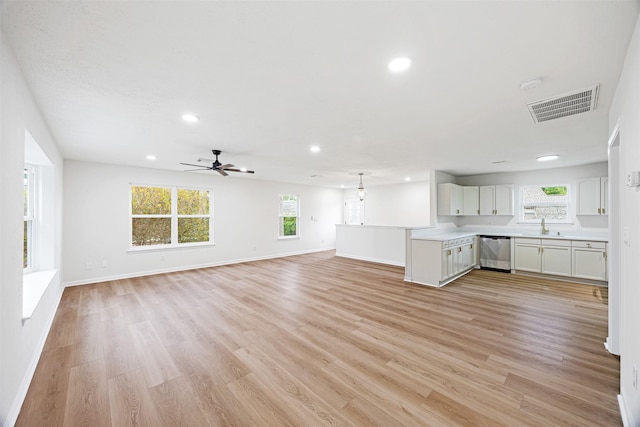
[23,269,58,320]
[277,236,300,240]
[127,242,215,253]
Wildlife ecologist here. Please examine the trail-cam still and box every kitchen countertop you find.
[412,230,607,242]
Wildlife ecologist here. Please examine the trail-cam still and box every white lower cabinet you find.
[411,235,477,287]
[514,238,572,277]
[515,238,606,281]
[572,241,607,281]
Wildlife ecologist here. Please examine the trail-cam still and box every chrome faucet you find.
[541,218,549,235]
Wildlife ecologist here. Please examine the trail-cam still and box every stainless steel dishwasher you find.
[479,236,511,272]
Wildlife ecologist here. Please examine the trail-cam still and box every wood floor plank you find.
[63,359,111,427]
[107,369,164,426]
[17,253,621,426]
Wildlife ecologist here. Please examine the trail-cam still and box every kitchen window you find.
[520,185,570,223]
[130,185,212,248]
[278,194,299,238]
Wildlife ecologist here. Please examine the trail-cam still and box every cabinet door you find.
[479,186,495,215]
[494,185,514,215]
[576,177,601,215]
[572,248,606,280]
[600,177,608,215]
[514,244,540,272]
[438,183,464,216]
[463,186,479,215]
[441,248,454,279]
[541,246,571,276]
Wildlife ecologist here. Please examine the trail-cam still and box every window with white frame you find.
[23,165,35,271]
[520,185,570,222]
[344,198,364,225]
[131,185,212,248]
[278,194,299,238]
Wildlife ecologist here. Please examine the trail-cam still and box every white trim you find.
[618,393,634,427]
[6,283,65,427]
[64,247,335,287]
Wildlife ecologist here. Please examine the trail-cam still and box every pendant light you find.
[356,173,366,201]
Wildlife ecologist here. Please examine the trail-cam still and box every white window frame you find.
[278,194,299,239]
[519,184,571,224]
[129,184,214,250]
[23,165,36,272]
[344,197,364,225]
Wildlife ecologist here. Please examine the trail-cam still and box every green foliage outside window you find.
[282,217,297,236]
[541,186,567,195]
[131,186,211,246]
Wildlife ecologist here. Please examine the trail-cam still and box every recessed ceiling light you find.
[536,154,559,162]
[388,57,412,73]
[340,184,345,189]
[310,145,320,153]
[405,177,411,182]
[146,154,156,161]
[182,113,200,123]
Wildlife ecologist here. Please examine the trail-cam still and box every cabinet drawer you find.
[514,237,540,245]
[541,239,571,247]
[572,240,606,249]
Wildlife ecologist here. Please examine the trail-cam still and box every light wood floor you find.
[17,251,620,426]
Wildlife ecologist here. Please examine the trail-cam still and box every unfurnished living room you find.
[1,1,640,426]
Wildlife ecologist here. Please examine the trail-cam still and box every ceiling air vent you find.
[527,84,599,123]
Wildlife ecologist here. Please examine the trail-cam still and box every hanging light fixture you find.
[356,173,367,201]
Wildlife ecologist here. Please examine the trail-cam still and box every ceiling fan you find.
[180,149,255,176]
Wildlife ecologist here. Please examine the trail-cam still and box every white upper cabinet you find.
[577,177,608,215]
[463,186,479,215]
[437,183,463,216]
[479,185,514,215]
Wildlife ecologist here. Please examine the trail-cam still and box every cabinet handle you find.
[603,251,607,259]
[477,209,480,215]
[456,209,460,214]
[470,244,473,249]
[458,247,462,253]
[447,250,452,256]
[587,243,592,248]
[597,208,601,214]
[602,208,605,214]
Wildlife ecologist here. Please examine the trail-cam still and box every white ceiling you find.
[2,1,639,188]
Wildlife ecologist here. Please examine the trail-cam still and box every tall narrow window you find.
[23,165,35,270]
[279,194,299,238]
[131,185,213,248]
[521,185,570,222]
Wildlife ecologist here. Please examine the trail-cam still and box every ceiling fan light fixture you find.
[310,145,320,153]
[146,154,156,161]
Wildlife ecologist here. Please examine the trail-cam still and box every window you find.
[345,198,364,225]
[131,185,212,248]
[23,165,35,271]
[521,185,570,222]
[278,194,299,238]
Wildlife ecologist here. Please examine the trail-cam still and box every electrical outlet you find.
[634,364,638,390]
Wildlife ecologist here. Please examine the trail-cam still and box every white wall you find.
[437,163,609,234]
[609,13,640,427]
[0,33,64,425]
[63,160,343,285]
[346,180,431,227]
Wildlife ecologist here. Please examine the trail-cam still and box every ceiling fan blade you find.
[183,168,209,172]
[180,162,210,169]
[225,168,255,174]
[197,158,215,163]
[219,163,234,169]
[216,168,229,176]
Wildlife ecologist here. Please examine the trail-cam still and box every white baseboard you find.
[5,283,65,427]
[334,252,405,267]
[618,394,631,427]
[64,247,335,287]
